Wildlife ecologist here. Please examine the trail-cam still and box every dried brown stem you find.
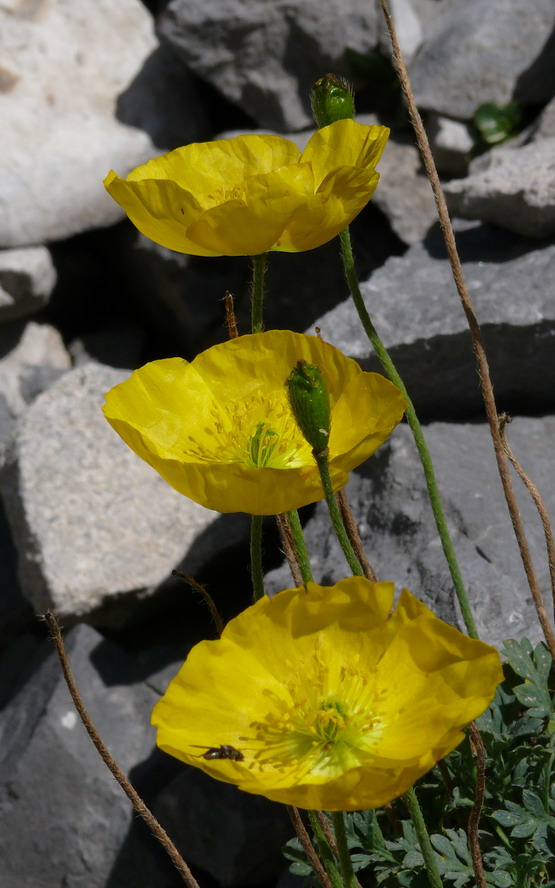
[499,414,555,626]
[379,0,555,659]
[336,489,378,581]
[275,513,304,587]
[172,571,225,637]
[41,611,200,888]
[468,723,487,888]
[286,806,334,888]
[224,290,239,338]
[314,811,340,859]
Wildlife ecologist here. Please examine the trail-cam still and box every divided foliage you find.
[283,638,555,887]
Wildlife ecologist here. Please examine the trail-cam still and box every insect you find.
[191,744,245,761]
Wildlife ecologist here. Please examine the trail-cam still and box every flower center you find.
[244,656,386,780]
[182,393,313,470]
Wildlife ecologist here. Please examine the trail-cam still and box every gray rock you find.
[409,0,555,120]
[0,321,71,446]
[159,0,380,131]
[154,767,293,886]
[0,363,248,623]
[266,418,555,649]
[426,113,476,177]
[313,221,555,418]
[0,0,209,248]
[444,138,555,238]
[371,131,438,245]
[0,623,185,888]
[0,247,57,321]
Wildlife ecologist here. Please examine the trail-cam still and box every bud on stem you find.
[311,74,355,128]
[286,361,331,453]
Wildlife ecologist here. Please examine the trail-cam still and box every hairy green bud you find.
[286,360,331,453]
[311,74,355,128]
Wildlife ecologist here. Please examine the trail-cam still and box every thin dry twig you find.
[379,0,555,659]
[468,723,487,888]
[314,811,340,859]
[172,571,225,637]
[224,290,239,338]
[275,513,304,587]
[41,611,200,888]
[336,489,378,581]
[499,414,555,624]
[286,806,334,888]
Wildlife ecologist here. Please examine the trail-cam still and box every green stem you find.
[331,812,359,888]
[308,811,344,888]
[250,253,269,333]
[250,515,264,601]
[403,787,443,888]
[314,449,364,577]
[339,227,478,639]
[287,509,314,584]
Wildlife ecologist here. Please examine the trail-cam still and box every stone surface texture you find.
[159,0,379,131]
[426,113,476,176]
[266,418,555,649]
[444,138,555,238]
[0,0,209,247]
[409,0,555,119]
[0,247,57,321]
[0,624,183,888]
[313,221,555,417]
[0,363,247,622]
[0,321,71,445]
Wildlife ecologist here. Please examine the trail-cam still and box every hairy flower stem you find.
[314,448,364,577]
[332,812,361,888]
[308,811,344,888]
[339,227,478,639]
[287,508,314,584]
[287,807,335,888]
[250,252,269,333]
[250,515,265,601]
[248,252,270,599]
[403,788,444,888]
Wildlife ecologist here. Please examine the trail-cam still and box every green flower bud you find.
[311,74,355,128]
[286,360,331,453]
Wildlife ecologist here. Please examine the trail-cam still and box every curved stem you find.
[308,811,344,888]
[250,253,269,333]
[250,514,264,601]
[403,787,444,888]
[339,227,478,639]
[331,812,360,888]
[314,448,364,577]
[287,508,314,584]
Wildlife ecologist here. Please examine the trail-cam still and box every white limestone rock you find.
[444,138,555,238]
[0,0,208,247]
[0,362,246,621]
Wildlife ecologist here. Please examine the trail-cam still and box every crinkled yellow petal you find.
[184,164,316,256]
[330,369,407,470]
[152,579,503,811]
[126,134,302,192]
[272,166,380,252]
[103,171,219,256]
[301,119,390,187]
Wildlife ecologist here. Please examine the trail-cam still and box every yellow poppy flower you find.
[103,119,389,256]
[102,330,406,516]
[152,578,503,811]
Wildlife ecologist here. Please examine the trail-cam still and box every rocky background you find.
[1,0,555,886]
